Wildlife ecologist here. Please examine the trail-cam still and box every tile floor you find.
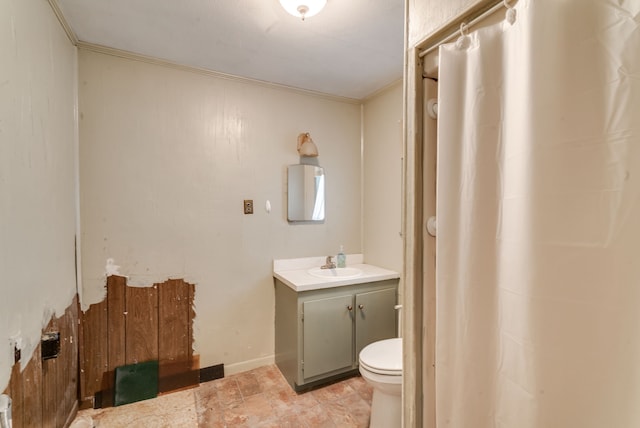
[74,365,373,427]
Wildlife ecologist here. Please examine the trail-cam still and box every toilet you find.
[359,337,403,428]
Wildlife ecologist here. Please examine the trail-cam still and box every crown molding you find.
[47,0,78,46]
[77,41,362,105]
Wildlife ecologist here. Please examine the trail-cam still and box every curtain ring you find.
[455,22,471,49]
[460,22,469,36]
[504,0,517,24]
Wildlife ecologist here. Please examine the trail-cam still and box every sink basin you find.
[307,267,363,279]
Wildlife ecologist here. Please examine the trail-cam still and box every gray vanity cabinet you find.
[302,295,353,378]
[275,278,398,391]
[354,287,397,360]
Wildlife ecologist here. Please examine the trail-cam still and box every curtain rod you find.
[418,1,506,58]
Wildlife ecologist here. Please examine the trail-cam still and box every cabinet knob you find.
[347,305,353,311]
[358,304,364,310]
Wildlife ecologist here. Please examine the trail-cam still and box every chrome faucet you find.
[321,255,336,269]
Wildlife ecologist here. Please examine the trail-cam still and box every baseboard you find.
[223,355,275,376]
[199,364,224,383]
[294,369,359,393]
[89,356,274,409]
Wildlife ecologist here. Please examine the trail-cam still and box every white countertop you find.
[273,254,400,292]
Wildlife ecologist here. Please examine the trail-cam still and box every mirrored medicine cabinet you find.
[287,164,325,222]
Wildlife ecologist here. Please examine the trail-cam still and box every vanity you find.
[273,255,400,391]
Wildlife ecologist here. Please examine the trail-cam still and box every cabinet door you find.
[355,287,397,360]
[302,294,353,379]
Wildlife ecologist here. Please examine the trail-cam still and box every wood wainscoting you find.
[79,276,197,408]
[2,295,79,428]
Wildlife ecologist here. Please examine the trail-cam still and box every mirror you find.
[287,164,325,222]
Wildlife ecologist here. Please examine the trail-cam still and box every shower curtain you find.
[435,0,640,427]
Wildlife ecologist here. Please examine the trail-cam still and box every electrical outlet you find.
[244,199,254,214]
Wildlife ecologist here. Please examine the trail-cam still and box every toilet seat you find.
[359,338,402,376]
[360,360,402,376]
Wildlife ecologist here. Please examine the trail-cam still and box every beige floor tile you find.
[215,377,243,406]
[233,370,263,398]
[82,388,197,428]
[310,378,356,402]
[322,391,371,428]
[74,365,372,428]
[347,375,374,402]
[297,403,338,428]
[267,385,321,416]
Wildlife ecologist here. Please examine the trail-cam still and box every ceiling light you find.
[279,0,327,21]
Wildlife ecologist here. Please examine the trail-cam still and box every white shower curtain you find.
[436,0,640,427]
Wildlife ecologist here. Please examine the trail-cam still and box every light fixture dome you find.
[279,0,327,20]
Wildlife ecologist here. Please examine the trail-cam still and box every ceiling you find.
[55,0,406,100]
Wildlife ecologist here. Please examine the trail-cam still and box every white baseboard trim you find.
[224,355,275,376]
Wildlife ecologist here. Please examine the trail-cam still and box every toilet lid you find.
[359,338,402,375]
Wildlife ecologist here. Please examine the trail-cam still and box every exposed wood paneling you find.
[159,279,192,367]
[107,276,127,371]
[42,317,60,426]
[125,285,159,365]
[2,296,78,428]
[79,298,107,404]
[3,282,196,422]
[60,296,79,422]
[42,358,59,426]
[7,362,23,427]
[158,279,196,391]
[189,285,195,353]
[22,342,43,426]
[79,277,197,407]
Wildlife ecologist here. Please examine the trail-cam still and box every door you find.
[354,287,397,360]
[302,294,353,379]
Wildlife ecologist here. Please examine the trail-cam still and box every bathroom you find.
[4,0,640,427]
[3,0,405,426]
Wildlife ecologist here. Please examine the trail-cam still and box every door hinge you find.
[301,360,304,371]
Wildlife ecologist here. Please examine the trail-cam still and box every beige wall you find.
[0,0,78,391]
[78,50,363,372]
[363,82,403,273]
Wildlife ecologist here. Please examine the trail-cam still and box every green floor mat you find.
[114,360,159,406]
